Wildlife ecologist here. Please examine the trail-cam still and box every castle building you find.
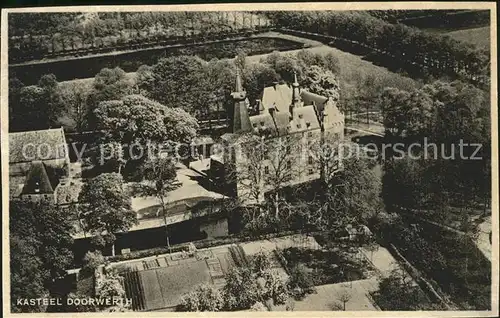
[210,70,344,203]
[9,127,82,205]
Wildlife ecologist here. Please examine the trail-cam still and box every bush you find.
[250,301,268,311]
[179,284,224,312]
[252,250,273,275]
[287,264,316,300]
[82,250,105,272]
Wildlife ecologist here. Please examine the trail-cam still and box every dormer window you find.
[252,123,257,128]
[297,124,301,129]
[34,181,40,193]
[306,122,311,128]
[298,114,303,119]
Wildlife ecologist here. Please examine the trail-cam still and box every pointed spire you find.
[235,68,243,93]
[291,70,301,105]
[292,70,299,88]
[230,70,251,134]
[231,68,246,101]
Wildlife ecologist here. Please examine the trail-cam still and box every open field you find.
[445,26,490,50]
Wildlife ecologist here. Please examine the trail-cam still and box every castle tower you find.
[230,69,252,134]
[290,71,301,118]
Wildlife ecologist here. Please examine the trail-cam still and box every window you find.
[286,160,292,170]
[306,122,311,128]
[308,167,315,175]
[308,131,313,138]
[264,166,269,174]
[308,156,314,165]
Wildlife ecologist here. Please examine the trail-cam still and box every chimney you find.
[256,100,264,114]
[269,106,276,118]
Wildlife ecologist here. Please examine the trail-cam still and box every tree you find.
[260,269,289,306]
[302,65,340,100]
[57,81,91,132]
[94,95,198,175]
[10,201,74,313]
[133,157,178,250]
[91,67,133,103]
[139,56,208,114]
[252,250,272,275]
[8,77,25,132]
[179,284,224,312]
[223,267,260,310]
[13,74,63,131]
[243,62,280,103]
[374,268,429,310]
[82,250,105,272]
[10,236,49,313]
[78,173,136,255]
[336,288,352,311]
[287,264,316,300]
[95,269,132,312]
[250,301,268,311]
[265,135,304,219]
[88,67,133,128]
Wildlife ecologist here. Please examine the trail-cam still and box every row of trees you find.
[9,12,271,62]
[265,11,489,84]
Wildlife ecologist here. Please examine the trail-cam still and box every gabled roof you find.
[260,83,294,113]
[289,106,321,134]
[249,113,278,137]
[9,128,67,163]
[21,161,56,194]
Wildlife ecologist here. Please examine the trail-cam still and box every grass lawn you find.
[280,247,372,286]
[445,26,490,50]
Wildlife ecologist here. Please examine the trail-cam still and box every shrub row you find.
[106,229,306,263]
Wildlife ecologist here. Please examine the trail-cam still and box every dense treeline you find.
[265,11,489,85]
[379,80,490,218]
[375,79,491,310]
[9,12,270,62]
[368,9,490,28]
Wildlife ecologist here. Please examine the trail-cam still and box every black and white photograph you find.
[1,3,497,315]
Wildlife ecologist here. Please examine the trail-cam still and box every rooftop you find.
[9,127,67,164]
